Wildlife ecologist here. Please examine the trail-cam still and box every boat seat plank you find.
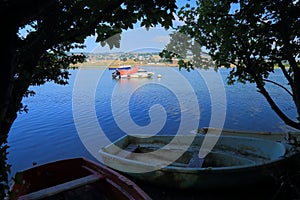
[18,174,103,200]
[126,144,140,152]
[117,144,140,158]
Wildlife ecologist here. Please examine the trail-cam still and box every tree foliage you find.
[162,0,300,130]
[0,0,176,197]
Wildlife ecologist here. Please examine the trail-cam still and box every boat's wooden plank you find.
[18,174,103,200]
[52,181,107,200]
[117,144,140,158]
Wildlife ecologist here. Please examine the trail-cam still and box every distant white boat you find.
[127,68,154,78]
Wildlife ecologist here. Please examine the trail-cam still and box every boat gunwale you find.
[196,127,300,141]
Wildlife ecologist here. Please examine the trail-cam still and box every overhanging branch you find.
[275,58,294,87]
[253,74,300,130]
[263,79,293,97]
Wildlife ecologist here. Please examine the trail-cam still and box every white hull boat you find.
[127,69,154,78]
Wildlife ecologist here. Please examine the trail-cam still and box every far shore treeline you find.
[71,52,291,68]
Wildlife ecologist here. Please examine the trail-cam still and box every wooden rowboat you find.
[9,157,151,200]
[99,134,299,190]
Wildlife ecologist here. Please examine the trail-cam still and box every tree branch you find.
[263,79,293,97]
[253,74,300,130]
[275,58,294,86]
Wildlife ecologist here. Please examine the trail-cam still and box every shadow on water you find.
[117,156,300,200]
[131,176,300,200]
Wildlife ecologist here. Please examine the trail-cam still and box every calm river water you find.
[7,66,297,192]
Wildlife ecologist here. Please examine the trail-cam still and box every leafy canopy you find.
[161,0,300,130]
[0,0,176,198]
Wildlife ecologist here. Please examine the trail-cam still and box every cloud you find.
[152,35,170,44]
[81,27,174,53]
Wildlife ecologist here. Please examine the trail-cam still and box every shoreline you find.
[71,60,290,70]
[72,61,179,69]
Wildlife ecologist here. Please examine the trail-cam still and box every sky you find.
[76,16,184,54]
[18,2,187,54]
[18,1,238,54]
[79,1,239,54]
[80,27,175,53]
[75,0,190,53]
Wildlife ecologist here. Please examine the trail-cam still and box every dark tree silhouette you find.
[161,0,300,130]
[0,0,177,197]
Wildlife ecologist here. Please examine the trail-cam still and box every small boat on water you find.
[108,65,132,70]
[99,134,299,190]
[112,67,154,79]
[9,157,151,200]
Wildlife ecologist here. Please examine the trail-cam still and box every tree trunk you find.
[289,57,300,121]
[251,71,300,130]
[0,22,18,199]
[0,28,17,138]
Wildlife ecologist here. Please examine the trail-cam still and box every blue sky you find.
[78,0,190,53]
[78,17,184,53]
[19,1,239,54]
[81,27,173,53]
[81,1,239,53]
[81,24,183,53]
[18,2,187,54]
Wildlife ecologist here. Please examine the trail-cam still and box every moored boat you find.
[112,67,154,79]
[127,68,154,78]
[9,157,151,200]
[99,134,298,190]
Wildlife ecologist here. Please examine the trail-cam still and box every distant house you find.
[151,55,161,63]
[172,59,179,65]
